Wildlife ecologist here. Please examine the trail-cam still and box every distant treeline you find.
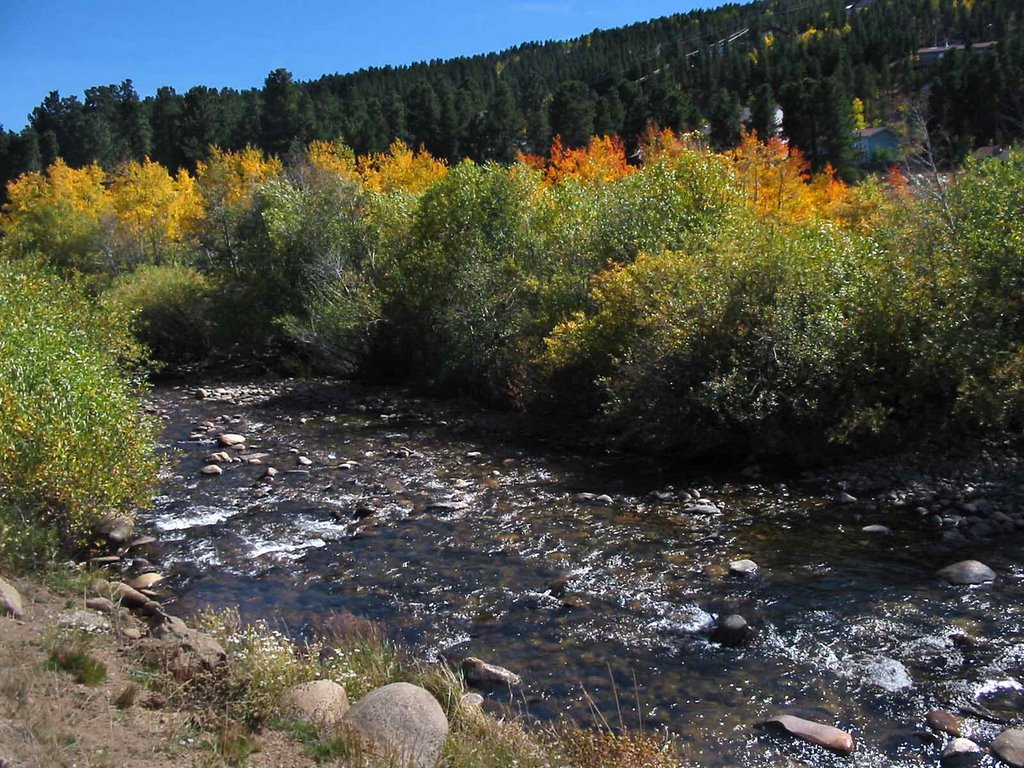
[1,0,1022,196]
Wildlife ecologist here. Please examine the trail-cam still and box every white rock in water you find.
[217,433,246,447]
[938,560,996,585]
[201,464,223,476]
[729,559,759,576]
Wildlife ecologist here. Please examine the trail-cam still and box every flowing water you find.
[141,379,1024,766]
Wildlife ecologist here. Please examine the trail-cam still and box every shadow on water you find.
[143,379,1024,767]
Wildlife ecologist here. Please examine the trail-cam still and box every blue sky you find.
[0,1,700,132]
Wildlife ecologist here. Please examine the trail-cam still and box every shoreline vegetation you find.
[1,127,1022,764]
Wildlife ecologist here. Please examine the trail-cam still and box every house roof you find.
[917,41,998,55]
[854,127,894,139]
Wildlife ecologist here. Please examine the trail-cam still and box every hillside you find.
[0,0,1020,194]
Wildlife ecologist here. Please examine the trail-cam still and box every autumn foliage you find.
[2,133,1023,461]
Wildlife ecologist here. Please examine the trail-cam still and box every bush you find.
[110,262,212,364]
[0,259,157,555]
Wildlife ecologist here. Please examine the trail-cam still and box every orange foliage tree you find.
[518,135,635,185]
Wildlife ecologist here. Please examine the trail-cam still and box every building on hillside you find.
[973,145,1011,162]
[853,127,900,165]
[916,41,997,65]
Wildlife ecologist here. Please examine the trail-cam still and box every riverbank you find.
[0,569,682,768]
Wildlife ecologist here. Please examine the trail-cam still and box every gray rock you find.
[938,560,996,585]
[689,504,720,515]
[992,728,1024,767]
[837,492,858,505]
[201,464,223,476]
[711,614,753,648]
[217,433,246,447]
[462,657,521,687]
[286,680,350,730]
[0,576,24,618]
[728,559,759,577]
[343,682,448,768]
[765,714,855,754]
[941,738,982,767]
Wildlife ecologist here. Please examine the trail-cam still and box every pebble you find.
[217,433,246,448]
[201,464,223,476]
[861,524,891,535]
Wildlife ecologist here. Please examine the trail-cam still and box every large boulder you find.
[938,560,996,585]
[765,714,855,755]
[286,680,349,730]
[0,576,24,618]
[992,728,1024,767]
[343,682,448,768]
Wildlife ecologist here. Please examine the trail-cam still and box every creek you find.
[142,379,1024,767]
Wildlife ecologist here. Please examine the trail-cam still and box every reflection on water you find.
[143,380,1024,767]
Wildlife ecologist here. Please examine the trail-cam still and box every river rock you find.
[729,559,758,577]
[85,597,116,614]
[711,614,753,647]
[837,492,858,505]
[462,657,521,687]
[217,433,246,448]
[96,515,134,543]
[112,582,160,614]
[765,714,855,754]
[942,738,982,766]
[148,619,227,681]
[286,680,350,730]
[128,536,156,549]
[128,572,165,590]
[992,729,1024,767]
[0,576,24,618]
[861,524,891,535]
[343,682,448,768]
[297,456,313,466]
[201,464,223,476]
[926,709,963,737]
[938,560,996,585]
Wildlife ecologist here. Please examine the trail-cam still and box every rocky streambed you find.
[125,378,1024,767]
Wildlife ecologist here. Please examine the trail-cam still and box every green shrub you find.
[110,261,212,363]
[0,259,158,555]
